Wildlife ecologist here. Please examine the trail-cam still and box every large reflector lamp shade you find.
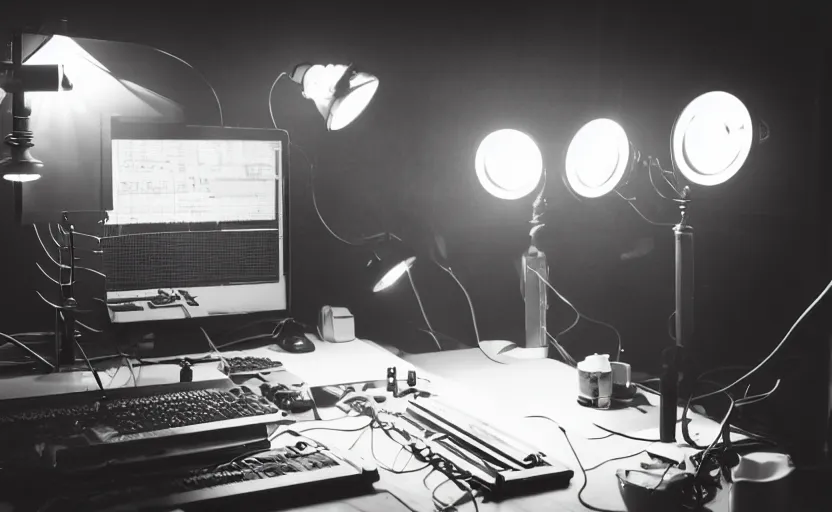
[9,34,182,220]
[671,91,753,187]
[564,118,631,198]
[475,129,543,200]
[0,147,44,182]
[291,63,379,131]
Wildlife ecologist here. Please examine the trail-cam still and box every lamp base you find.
[479,340,549,361]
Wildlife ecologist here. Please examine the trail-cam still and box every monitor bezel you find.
[104,118,291,315]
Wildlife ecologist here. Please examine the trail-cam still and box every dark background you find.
[1,1,830,461]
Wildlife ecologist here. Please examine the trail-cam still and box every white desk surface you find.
[0,337,731,512]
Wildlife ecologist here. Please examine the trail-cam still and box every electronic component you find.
[259,383,315,413]
[407,370,417,387]
[407,399,573,500]
[179,360,193,383]
[225,356,283,374]
[387,367,398,395]
[7,432,378,510]
[179,289,199,307]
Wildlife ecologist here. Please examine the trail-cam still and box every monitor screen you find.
[109,138,280,225]
[102,121,290,323]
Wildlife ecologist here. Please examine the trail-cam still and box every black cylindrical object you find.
[180,361,193,383]
[660,213,695,443]
[660,346,679,442]
[674,223,694,351]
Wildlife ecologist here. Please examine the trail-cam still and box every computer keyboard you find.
[0,384,282,447]
[225,356,283,374]
[104,387,280,435]
[67,434,379,511]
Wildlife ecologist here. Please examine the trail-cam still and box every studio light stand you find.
[472,128,549,361]
[661,192,694,442]
[522,174,549,358]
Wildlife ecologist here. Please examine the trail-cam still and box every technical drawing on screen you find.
[102,120,290,323]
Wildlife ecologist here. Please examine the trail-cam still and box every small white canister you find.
[577,353,613,409]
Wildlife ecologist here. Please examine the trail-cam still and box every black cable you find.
[529,267,623,362]
[369,423,431,474]
[148,47,223,126]
[75,337,105,393]
[292,142,399,247]
[616,191,677,227]
[523,415,614,440]
[268,418,374,442]
[592,424,660,443]
[585,450,648,472]
[559,426,626,512]
[265,73,400,248]
[436,264,507,366]
[0,332,54,372]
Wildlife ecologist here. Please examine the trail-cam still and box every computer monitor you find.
[102,119,290,322]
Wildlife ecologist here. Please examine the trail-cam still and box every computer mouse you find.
[278,335,315,354]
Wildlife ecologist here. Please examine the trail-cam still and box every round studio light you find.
[564,118,631,198]
[474,129,543,200]
[671,91,753,187]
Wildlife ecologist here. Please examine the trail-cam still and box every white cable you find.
[200,327,229,373]
[407,267,442,351]
[694,277,832,401]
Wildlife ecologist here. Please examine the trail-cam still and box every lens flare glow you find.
[671,91,753,186]
[564,119,630,198]
[474,129,543,200]
[373,256,416,293]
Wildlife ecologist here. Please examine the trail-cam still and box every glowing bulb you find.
[474,129,543,200]
[564,119,631,198]
[671,91,752,186]
[3,173,42,182]
[373,257,415,293]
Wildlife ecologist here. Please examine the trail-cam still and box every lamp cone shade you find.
[367,242,416,293]
[291,63,379,131]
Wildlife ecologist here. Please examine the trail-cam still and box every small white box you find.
[319,306,355,343]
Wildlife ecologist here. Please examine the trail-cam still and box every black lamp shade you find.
[366,242,416,293]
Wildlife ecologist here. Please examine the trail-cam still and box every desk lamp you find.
[563,92,763,442]
[474,128,549,360]
[367,241,416,293]
[0,31,72,183]
[289,63,379,131]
